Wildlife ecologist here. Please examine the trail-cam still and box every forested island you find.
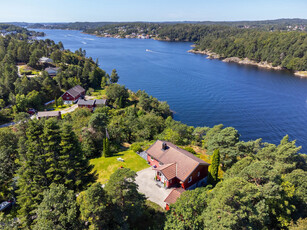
[28,20,307,75]
[0,25,306,229]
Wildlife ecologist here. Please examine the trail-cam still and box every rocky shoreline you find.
[188,49,307,78]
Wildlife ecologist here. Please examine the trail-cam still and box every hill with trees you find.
[0,25,106,124]
[42,21,306,72]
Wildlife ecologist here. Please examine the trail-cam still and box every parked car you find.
[0,201,12,212]
[27,108,36,115]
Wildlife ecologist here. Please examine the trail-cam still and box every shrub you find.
[183,146,196,154]
[130,143,143,153]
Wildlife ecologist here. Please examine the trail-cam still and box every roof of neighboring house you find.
[95,99,107,105]
[146,140,210,182]
[64,85,85,98]
[45,67,60,75]
[164,188,185,205]
[77,99,95,106]
[45,67,59,71]
[39,57,52,63]
[37,111,61,118]
[155,163,176,180]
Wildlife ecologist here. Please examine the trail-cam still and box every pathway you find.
[135,167,172,208]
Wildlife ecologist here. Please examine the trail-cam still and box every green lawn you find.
[90,88,107,98]
[90,150,150,184]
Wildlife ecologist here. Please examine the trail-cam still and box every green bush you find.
[130,143,143,153]
[183,146,196,154]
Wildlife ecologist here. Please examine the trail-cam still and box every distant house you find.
[95,99,107,107]
[61,85,85,103]
[45,67,60,76]
[39,57,53,64]
[145,140,210,210]
[37,111,61,120]
[77,99,107,111]
[77,99,96,110]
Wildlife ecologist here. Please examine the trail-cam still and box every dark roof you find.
[146,140,210,182]
[77,99,95,106]
[95,99,107,105]
[45,67,59,71]
[164,188,185,205]
[65,85,85,98]
[37,111,61,118]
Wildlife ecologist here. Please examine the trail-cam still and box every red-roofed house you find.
[146,140,210,189]
[61,85,85,103]
[145,140,210,209]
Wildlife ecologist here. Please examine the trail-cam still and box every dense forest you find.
[0,26,306,229]
[25,18,307,31]
[25,20,307,71]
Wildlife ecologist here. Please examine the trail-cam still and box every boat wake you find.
[146,49,159,53]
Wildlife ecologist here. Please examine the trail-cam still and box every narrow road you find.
[0,122,15,128]
[0,105,78,128]
[60,104,78,114]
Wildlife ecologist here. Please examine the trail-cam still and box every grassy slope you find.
[90,150,150,184]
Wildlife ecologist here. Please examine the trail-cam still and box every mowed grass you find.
[90,88,107,98]
[90,150,150,184]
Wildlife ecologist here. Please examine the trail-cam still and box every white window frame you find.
[188,176,192,183]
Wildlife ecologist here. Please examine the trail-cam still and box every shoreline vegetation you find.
[82,30,307,77]
[29,21,307,76]
[188,49,307,77]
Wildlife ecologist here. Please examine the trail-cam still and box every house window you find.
[198,171,200,177]
[188,176,192,183]
[170,179,172,184]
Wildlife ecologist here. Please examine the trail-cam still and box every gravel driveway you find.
[135,167,172,208]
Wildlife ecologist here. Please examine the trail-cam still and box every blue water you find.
[37,29,307,152]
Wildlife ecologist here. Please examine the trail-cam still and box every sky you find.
[0,0,306,22]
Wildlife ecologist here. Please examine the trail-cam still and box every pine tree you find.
[59,123,96,191]
[17,119,47,228]
[208,149,220,185]
[41,119,61,184]
[110,69,119,84]
[33,184,80,230]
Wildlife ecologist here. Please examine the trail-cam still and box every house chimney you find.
[162,142,167,150]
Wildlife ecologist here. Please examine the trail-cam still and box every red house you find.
[77,99,108,111]
[37,111,61,120]
[77,99,96,111]
[61,85,85,103]
[145,140,210,209]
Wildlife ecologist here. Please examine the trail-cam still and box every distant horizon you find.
[0,0,306,23]
[2,18,307,24]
